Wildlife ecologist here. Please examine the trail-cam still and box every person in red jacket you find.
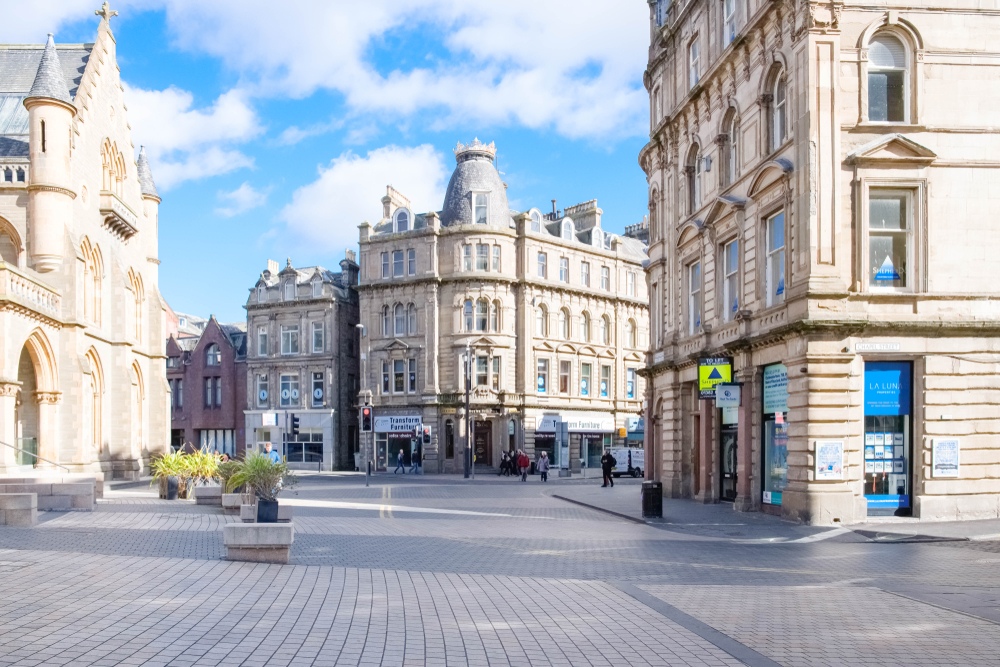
[518,451,530,482]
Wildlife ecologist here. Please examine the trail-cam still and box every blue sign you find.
[874,256,900,281]
[866,495,910,508]
[864,362,910,416]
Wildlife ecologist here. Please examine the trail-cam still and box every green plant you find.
[183,448,220,485]
[150,450,185,481]
[217,460,242,493]
[227,452,296,501]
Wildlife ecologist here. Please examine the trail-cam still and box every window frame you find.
[284,281,295,301]
[280,373,299,407]
[257,374,268,408]
[381,361,390,393]
[492,356,501,391]
[394,304,406,336]
[689,37,701,88]
[723,0,738,46]
[392,250,404,277]
[559,308,570,340]
[688,261,702,335]
[559,360,571,394]
[395,208,411,233]
[393,359,405,393]
[538,252,547,279]
[312,280,322,298]
[559,257,569,283]
[601,266,610,291]
[407,303,417,335]
[257,326,268,357]
[492,245,501,272]
[473,192,489,225]
[312,372,324,407]
[626,368,637,400]
[627,271,636,297]
[408,358,417,393]
[581,362,592,397]
[206,343,221,367]
[581,261,590,288]
[863,185,919,293]
[772,72,788,151]
[600,365,610,398]
[381,252,389,278]
[280,325,300,355]
[462,245,473,272]
[476,244,489,271]
[722,238,739,323]
[407,248,416,276]
[312,321,324,353]
[866,33,910,124]
[535,306,547,337]
[537,358,548,394]
[764,211,786,308]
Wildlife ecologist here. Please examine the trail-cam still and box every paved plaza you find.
[2,474,1000,666]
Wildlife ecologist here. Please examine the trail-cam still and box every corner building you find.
[0,8,168,478]
[358,140,648,474]
[641,0,1000,523]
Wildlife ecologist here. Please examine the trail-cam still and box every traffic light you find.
[361,407,372,432]
[290,413,300,438]
[422,425,431,444]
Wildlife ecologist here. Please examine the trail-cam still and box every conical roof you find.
[137,146,159,198]
[26,34,73,106]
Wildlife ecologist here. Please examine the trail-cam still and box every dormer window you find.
[284,281,295,301]
[257,286,266,303]
[179,317,186,327]
[473,193,488,224]
[592,228,603,248]
[312,280,322,297]
[562,220,574,241]
[530,210,541,233]
[395,208,411,233]
[206,344,221,367]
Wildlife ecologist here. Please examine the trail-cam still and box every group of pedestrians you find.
[498,450,550,482]
[393,448,421,474]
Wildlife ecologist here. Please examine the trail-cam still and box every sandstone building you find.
[0,6,168,479]
[641,0,1000,522]
[358,140,648,474]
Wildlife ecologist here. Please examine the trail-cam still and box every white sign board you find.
[262,412,277,426]
[932,438,961,478]
[855,342,901,353]
[373,415,422,432]
[763,365,788,414]
[815,440,844,481]
[716,384,740,408]
[537,412,615,433]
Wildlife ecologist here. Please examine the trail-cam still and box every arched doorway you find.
[473,419,492,466]
[15,330,58,466]
[15,347,39,465]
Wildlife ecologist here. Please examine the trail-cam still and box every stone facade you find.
[641,0,1000,523]
[0,8,168,479]
[166,316,247,455]
[358,140,649,475]
[244,257,360,471]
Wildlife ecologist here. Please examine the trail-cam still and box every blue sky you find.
[7,2,652,323]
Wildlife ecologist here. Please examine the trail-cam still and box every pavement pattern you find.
[1,473,1000,666]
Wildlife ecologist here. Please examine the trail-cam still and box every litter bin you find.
[641,480,662,518]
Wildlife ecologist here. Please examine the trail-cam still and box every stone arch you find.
[85,348,104,455]
[747,159,794,199]
[0,215,23,266]
[21,328,57,393]
[857,14,923,50]
[130,361,145,459]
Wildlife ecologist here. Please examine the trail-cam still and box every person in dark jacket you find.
[499,452,510,476]
[600,451,617,487]
[394,448,405,474]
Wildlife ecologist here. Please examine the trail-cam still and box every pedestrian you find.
[395,448,405,474]
[219,453,230,463]
[263,441,281,464]
[518,450,530,482]
[499,452,509,477]
[537,451,550,482]
[600,450,617,487]
[410,447,420,474]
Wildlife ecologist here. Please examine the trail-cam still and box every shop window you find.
[581,363,591,397]
[601,365,610,398]
[863,361,913,515]
[537,359,548,394]
[868,34,908,123]
[868,190,912,291]
[688,262,701,334]
[284,427,323,463]
[762,364,789,506]
[765,212,785,307]
[559,360,571,394]
[723,239,739,322]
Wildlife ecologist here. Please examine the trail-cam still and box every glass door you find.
[863,361,912,516]
[720,426,737,501]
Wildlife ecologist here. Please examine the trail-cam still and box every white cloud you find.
[215,182,270,217]
[279,144,448,252]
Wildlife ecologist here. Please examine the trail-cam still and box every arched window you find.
[686,144,701,213]
[0,217,21,265]
[559,308,570,339]
[601,315,611,345]
[535,305,547,336]
[394,304,406,336]
[592,228,603,248]
[627,319,637,348]
[81,239,103,326]
[382,306,390,337]
[581,312,591,342]
[772,71,787,150]
[407,304,417,335]
[722,110,739,187]
[131,271,144,343]
[464,300,474,331]
[491,300,500,332]
[530,210,541,233]
[395,208,410,233]
[206,343,221,366]
[868,34,908,123]
[562,220,574,241]
[476,298,488,332]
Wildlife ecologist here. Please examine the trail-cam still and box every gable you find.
[847,134,937,165]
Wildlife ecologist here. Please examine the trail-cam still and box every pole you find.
[356,323,368,488]
[464,346,471,479]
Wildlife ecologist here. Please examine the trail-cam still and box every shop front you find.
[761,364,789,511]
[374,414,422,472]
[863,361,912,516]
[536,412,615,474]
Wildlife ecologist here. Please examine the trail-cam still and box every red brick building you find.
[166,316,247,455]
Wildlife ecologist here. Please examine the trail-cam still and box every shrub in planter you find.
[150,451,185,500]
[227,452,296,523]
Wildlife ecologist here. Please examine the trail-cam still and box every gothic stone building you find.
[244,257,360,471]
[641,0,1000,523]
[358,140,648,474]
[0,7,168,479]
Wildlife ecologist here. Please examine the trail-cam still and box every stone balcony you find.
[99,190,139,241]
[0,263,61,320]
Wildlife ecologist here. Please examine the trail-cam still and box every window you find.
[284,281,295,300]
[464,300,474,331]
[408,359,417,392]
[176,379,183,408]
[723,239,739,322]
[559,308,570,339]
[689,38,700,88]
[492,357,501,391]
[382,361,389,393]
[445,420,455,458]
[772,73,787,150]
[537,359,548,393]
[205,344,221,366]
[559,257,569,282]
[686,145,701,213]
[688,262,702,334]
[652,85,661,125]
[463,245,473,271]
[868,34,907,123]
[395,208,410,233]
[394,360,405,393]
[601,315,611,345]
[312,372,324,407]
[581,312,591,342]
[407,249,416,275]
[581,262,590,287]
[312,280,322,298]
[601,365,610,397]
[723,0,737,45]
[257,286,266,303]
[255,325,269,356]
[257,374,268,407]
[167,356,180,369]
[476,356,488,386]
[627,319,637,348]
[535,306,547,336]
[530,211,541,232]
[474,193,488,224]
[312,321,324,352]
[281,325,300,355]
[476,299,488,332]
[204,377,213,408]
[492,245,501,272]
[476,244,489,271]
[626,368,637,400]
[393,250,404,277]
[601,267,610,290]
[723,111,739,187]
[581,363,592,397]
[40,120,45,153]
[381,252,389,278]
[280,374,299,407]
[766,212,786,306]
[490,300,500,332]
[538,252,547,278]
[592,228,603,249]
[627,272,636,296]
[394,304,406,336]
[869,190,911,290]
[382,306,390,337]
[408,303,417,335]
[559,360,571,394]
[562,220,573,240]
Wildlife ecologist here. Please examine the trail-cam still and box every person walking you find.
[410,447,420,474]
[499,452,509,477]
[600,450,617,487]
[394,448,405,474]
[518,450,530,482]
[263,441,281,464]
[537,452,550,482]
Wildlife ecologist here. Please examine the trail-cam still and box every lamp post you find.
[356,323,369,488]
[463,346,470,478]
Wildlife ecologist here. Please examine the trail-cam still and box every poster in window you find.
[865,460,875,473]
[814,440,844,481]
[932,438,960,478]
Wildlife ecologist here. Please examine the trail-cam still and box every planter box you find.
[224,523,293,564]
[194,485,222,506]
[0,493,37,526]
[222,494,243,514]
[240,503,292,523]
[0,481,94,511]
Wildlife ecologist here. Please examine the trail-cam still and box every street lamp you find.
[356,323,369,488]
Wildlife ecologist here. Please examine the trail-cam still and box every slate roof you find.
[26,35,72,105]
[440,153,511,228]
[137,146,158,197]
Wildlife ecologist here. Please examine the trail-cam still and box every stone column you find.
[734,366,759,512]
[34,391,61,467]
[695,397,715,503]
[0,382,20,469]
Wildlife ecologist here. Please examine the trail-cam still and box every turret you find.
[23,34,75,273]
[137,146,161,279]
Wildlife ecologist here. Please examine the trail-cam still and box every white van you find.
[610,448,644,477]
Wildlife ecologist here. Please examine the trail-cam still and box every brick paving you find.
[1,474,999,665]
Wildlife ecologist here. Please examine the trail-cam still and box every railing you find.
[0,438,69,471]
[0,264,61,316]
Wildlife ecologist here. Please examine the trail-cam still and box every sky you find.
[5,1,652,323]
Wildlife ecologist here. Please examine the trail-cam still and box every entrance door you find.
[720,426,738,501]
[864,361,912,516]
[474,421,492,466]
